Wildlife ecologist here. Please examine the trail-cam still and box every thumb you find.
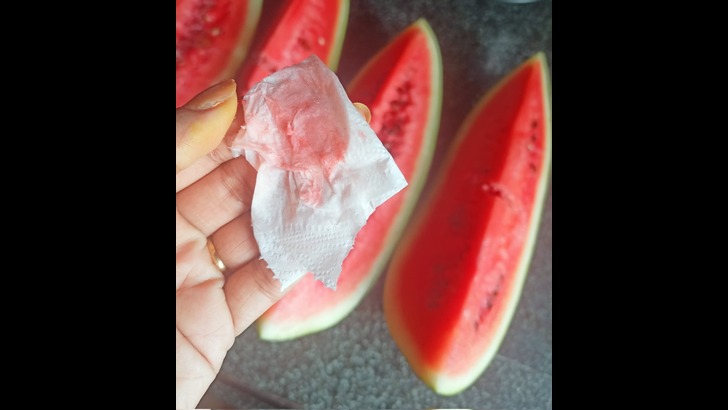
[176,79,238,174]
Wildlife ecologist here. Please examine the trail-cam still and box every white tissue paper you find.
[234,55,407,290]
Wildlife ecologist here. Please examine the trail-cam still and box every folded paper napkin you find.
[233,55,407,290]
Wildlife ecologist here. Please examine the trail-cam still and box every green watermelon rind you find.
[326,0,349,72]
[256,18,443,341]
[383,52,552,396]
[216,0,263,82]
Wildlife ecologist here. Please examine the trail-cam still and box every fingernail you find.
[353,102,371,123]
[185,79,237,111]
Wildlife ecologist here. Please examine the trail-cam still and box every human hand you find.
[176,79,286,408]
[176,79,371,408]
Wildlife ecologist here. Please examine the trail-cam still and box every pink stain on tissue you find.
[242,56,350,206]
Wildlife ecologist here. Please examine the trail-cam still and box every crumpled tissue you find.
[233,55,407,290]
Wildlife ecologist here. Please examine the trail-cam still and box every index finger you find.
[224,258,287,335]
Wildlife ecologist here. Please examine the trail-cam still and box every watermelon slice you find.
[176,0,263,108]
[234,0,349,94]
[256,19,443,341]
[225,0,350,139]
[383,52,551,395]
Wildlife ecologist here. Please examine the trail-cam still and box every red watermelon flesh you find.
[176,0,263,107]
[383,52,551,395]
[226,0,350,139]
[256,18,443,341]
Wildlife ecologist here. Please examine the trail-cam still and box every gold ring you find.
[207,241,227,272]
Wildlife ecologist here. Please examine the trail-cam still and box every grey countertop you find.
[207,0,552,408]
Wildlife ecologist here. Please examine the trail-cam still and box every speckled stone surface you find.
[210,0,552,408]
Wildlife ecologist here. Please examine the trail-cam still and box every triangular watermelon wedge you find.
[256,18,443,341]
[383,52,552,395]
[234,0,349,94]
[225,0,350,139]
[176,0,263,108]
